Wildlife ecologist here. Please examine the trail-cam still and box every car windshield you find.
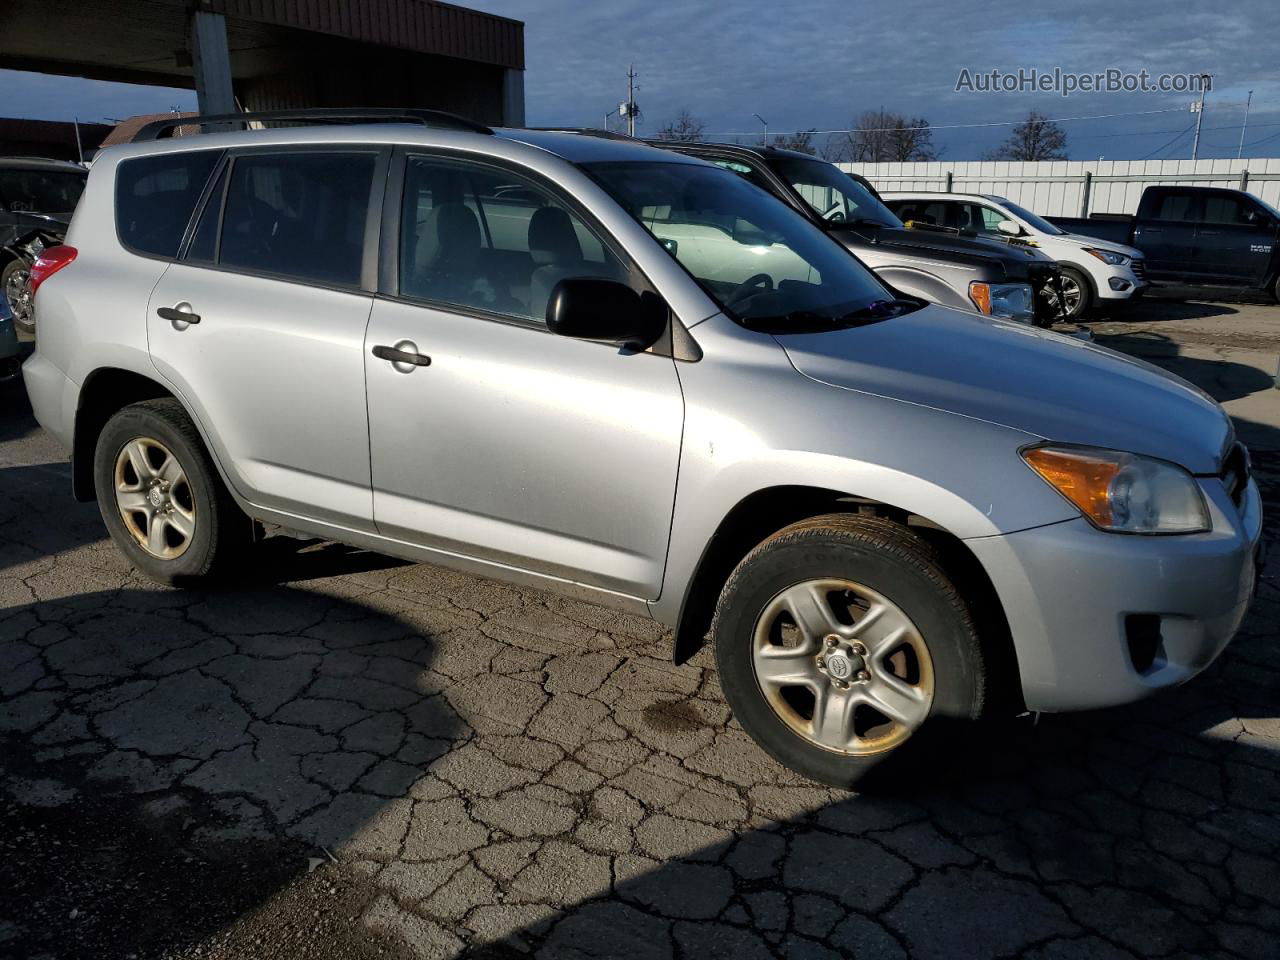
[770,157,902,228]
[0,168,86,215]
[999,198,1064,235]
[582,160,909,330]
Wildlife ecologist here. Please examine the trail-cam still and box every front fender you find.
[649,314,1077,627]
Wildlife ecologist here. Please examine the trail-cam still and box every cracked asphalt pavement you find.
[2,298,1279,959]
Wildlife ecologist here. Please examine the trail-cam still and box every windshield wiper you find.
[741,299,918,332]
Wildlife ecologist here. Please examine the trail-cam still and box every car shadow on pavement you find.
[1093,330,1276,405]
[0,585,463,959]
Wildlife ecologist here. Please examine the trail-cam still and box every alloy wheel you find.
[113,437,196,559]
[751,578,934,755]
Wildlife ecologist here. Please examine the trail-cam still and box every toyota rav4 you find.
[21,110,1263,786]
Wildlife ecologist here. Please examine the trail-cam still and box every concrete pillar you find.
[188,11,236,117]
[502,69,525,128]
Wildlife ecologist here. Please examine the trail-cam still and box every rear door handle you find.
[372,342,432,369]
[157,303,200,326]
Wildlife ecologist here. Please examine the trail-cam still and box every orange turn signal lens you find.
[968,281,992,315]
[1021,447,1123,527]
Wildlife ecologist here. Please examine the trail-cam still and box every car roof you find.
[881,191,1008,203]
[0,156,87,174]
[498,128,704,165]
[645,140,824,164]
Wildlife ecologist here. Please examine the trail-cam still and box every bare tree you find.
[830,110,938,162]
[654,109,705,142]
[770,128,818,155]
[985,111,1068,161]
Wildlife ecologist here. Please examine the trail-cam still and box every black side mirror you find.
[546,277,666,350]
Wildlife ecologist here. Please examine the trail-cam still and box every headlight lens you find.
[1084,247,1129,266]
[1021,446,1209,534]
[969,281,1035,322]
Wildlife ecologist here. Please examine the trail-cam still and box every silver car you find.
[22,112,1263,787]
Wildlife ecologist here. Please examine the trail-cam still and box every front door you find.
[1193,191,1274,285]
[147,148,383,530]
[364,153,684,598]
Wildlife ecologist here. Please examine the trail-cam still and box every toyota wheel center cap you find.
[826,653,853,680]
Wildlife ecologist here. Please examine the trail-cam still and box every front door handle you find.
[372,341,432,371]
[157,303,200,327]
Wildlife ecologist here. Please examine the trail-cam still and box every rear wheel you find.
[94,398,250,584]
[712,514,988,787]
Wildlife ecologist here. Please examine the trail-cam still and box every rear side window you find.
[1151,191,1200,223]
[116,151,220,257]
[218,152,375,287]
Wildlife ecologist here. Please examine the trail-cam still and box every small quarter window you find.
[116,151,221,258]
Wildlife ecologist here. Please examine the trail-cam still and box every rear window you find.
[116,151,221,258]
[0,168,85,214]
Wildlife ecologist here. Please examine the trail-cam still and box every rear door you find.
[363,150,684,598]
[1193,191,1273,285]
[1133,189,1201,279]
[146,146,386,531]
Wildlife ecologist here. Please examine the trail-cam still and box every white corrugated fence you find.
[838,157,1280,218]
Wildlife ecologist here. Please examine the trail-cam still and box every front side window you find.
[217,152,375,287]
[0,169,86,214]
[584,160,905,330]
[116,151,221,257]
[769,158,900,228]
[1202,194,1248,225]
[398,155,625,324]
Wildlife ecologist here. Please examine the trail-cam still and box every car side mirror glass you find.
[546,277,666,350]
[997,219,1022,236]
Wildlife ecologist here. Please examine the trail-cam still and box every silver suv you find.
[23,111,1263,787]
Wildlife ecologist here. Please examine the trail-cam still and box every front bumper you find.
[1094,261,1148,300]
[967,475,1263,713]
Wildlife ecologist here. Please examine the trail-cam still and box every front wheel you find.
[1054,267,1092,321]
[711,514,988,787]
[94,398,251,585]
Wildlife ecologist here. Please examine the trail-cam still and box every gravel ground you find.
[1,296,1278,960]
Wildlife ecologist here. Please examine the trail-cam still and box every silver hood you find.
[775,305,1232,475]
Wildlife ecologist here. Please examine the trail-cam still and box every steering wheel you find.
[819,201,846,221]
[724,273,774,308]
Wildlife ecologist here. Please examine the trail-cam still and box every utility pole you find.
[622,64,639,137]
[1190,73,1211,160]
[1237,89,1253,160]
[753,113,768,146]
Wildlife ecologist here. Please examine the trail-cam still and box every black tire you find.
[711,513,987,788]
[1057,266,1092,321]
[94,398,250,585]
[2,257,34,334]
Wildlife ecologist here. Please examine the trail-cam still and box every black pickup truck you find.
[1050,185,1280,300]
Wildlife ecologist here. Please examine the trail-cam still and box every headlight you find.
[969,281,1035,322]
[1021,446,1209,534]
[1084,247,1129,266]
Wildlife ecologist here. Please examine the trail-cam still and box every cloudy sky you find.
[5,0,1277,160]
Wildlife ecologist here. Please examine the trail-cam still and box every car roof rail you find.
[131,108,493,143]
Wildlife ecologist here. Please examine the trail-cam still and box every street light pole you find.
[1237,89,1253,160]
[753,112,768,146]
[1190,74,1211,160]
